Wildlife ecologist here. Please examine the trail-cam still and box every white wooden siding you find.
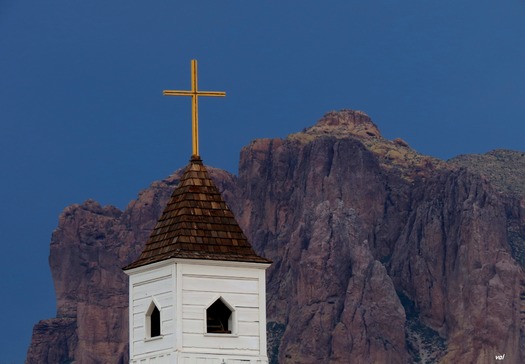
[130,264,176,358]
[178,354,267,364]
[130,351,172,364]
[182,275,259,294]
[182,291,259,308]
[180,262,265,355]
[183,334,260,352]
[127,260,269,363]
[182,263,262,278]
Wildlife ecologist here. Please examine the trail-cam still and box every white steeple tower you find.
[123,157,271,364]
[123,60,270,364]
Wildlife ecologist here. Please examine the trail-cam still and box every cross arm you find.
[163,90,226,97]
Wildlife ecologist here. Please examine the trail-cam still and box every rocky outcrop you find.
[450,149,525,198]
[26,110,525,363]
[27,200,130,364]
[235,110,525,363]
[236,127,407,363]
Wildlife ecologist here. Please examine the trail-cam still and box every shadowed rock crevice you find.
[398,291,447,363]
[267,321,286,364]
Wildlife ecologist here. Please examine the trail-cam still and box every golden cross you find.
[163,59,226,158]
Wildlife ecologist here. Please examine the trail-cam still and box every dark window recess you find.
[151,306,161,337]
[207,299,232,334]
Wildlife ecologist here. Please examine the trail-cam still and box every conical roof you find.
[124,156,270,270]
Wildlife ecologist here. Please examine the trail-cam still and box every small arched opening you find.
[146,301,161,338]
[206,298,233,334]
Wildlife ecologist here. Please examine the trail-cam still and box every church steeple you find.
[124,60,270,364]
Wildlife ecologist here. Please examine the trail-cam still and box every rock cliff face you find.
[26,110,525,363]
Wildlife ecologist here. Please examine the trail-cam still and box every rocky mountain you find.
[450,149,525,199]
[26,110,525,363]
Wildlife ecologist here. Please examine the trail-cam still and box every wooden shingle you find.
[124,156,270,270]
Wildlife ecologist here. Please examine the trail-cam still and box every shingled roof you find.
[124,156,270,270]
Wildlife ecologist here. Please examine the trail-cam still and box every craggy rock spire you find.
[27,110,525,364]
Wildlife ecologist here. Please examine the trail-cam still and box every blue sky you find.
[1,1,524,362]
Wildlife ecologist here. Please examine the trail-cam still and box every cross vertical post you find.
[191,60,199,157]
[163,59,226,158]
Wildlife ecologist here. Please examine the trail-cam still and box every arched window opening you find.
[207,298,232,334]
[150,306,161,337]
[146,302,161,339]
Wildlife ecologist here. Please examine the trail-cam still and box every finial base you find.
[190,155,203,164]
